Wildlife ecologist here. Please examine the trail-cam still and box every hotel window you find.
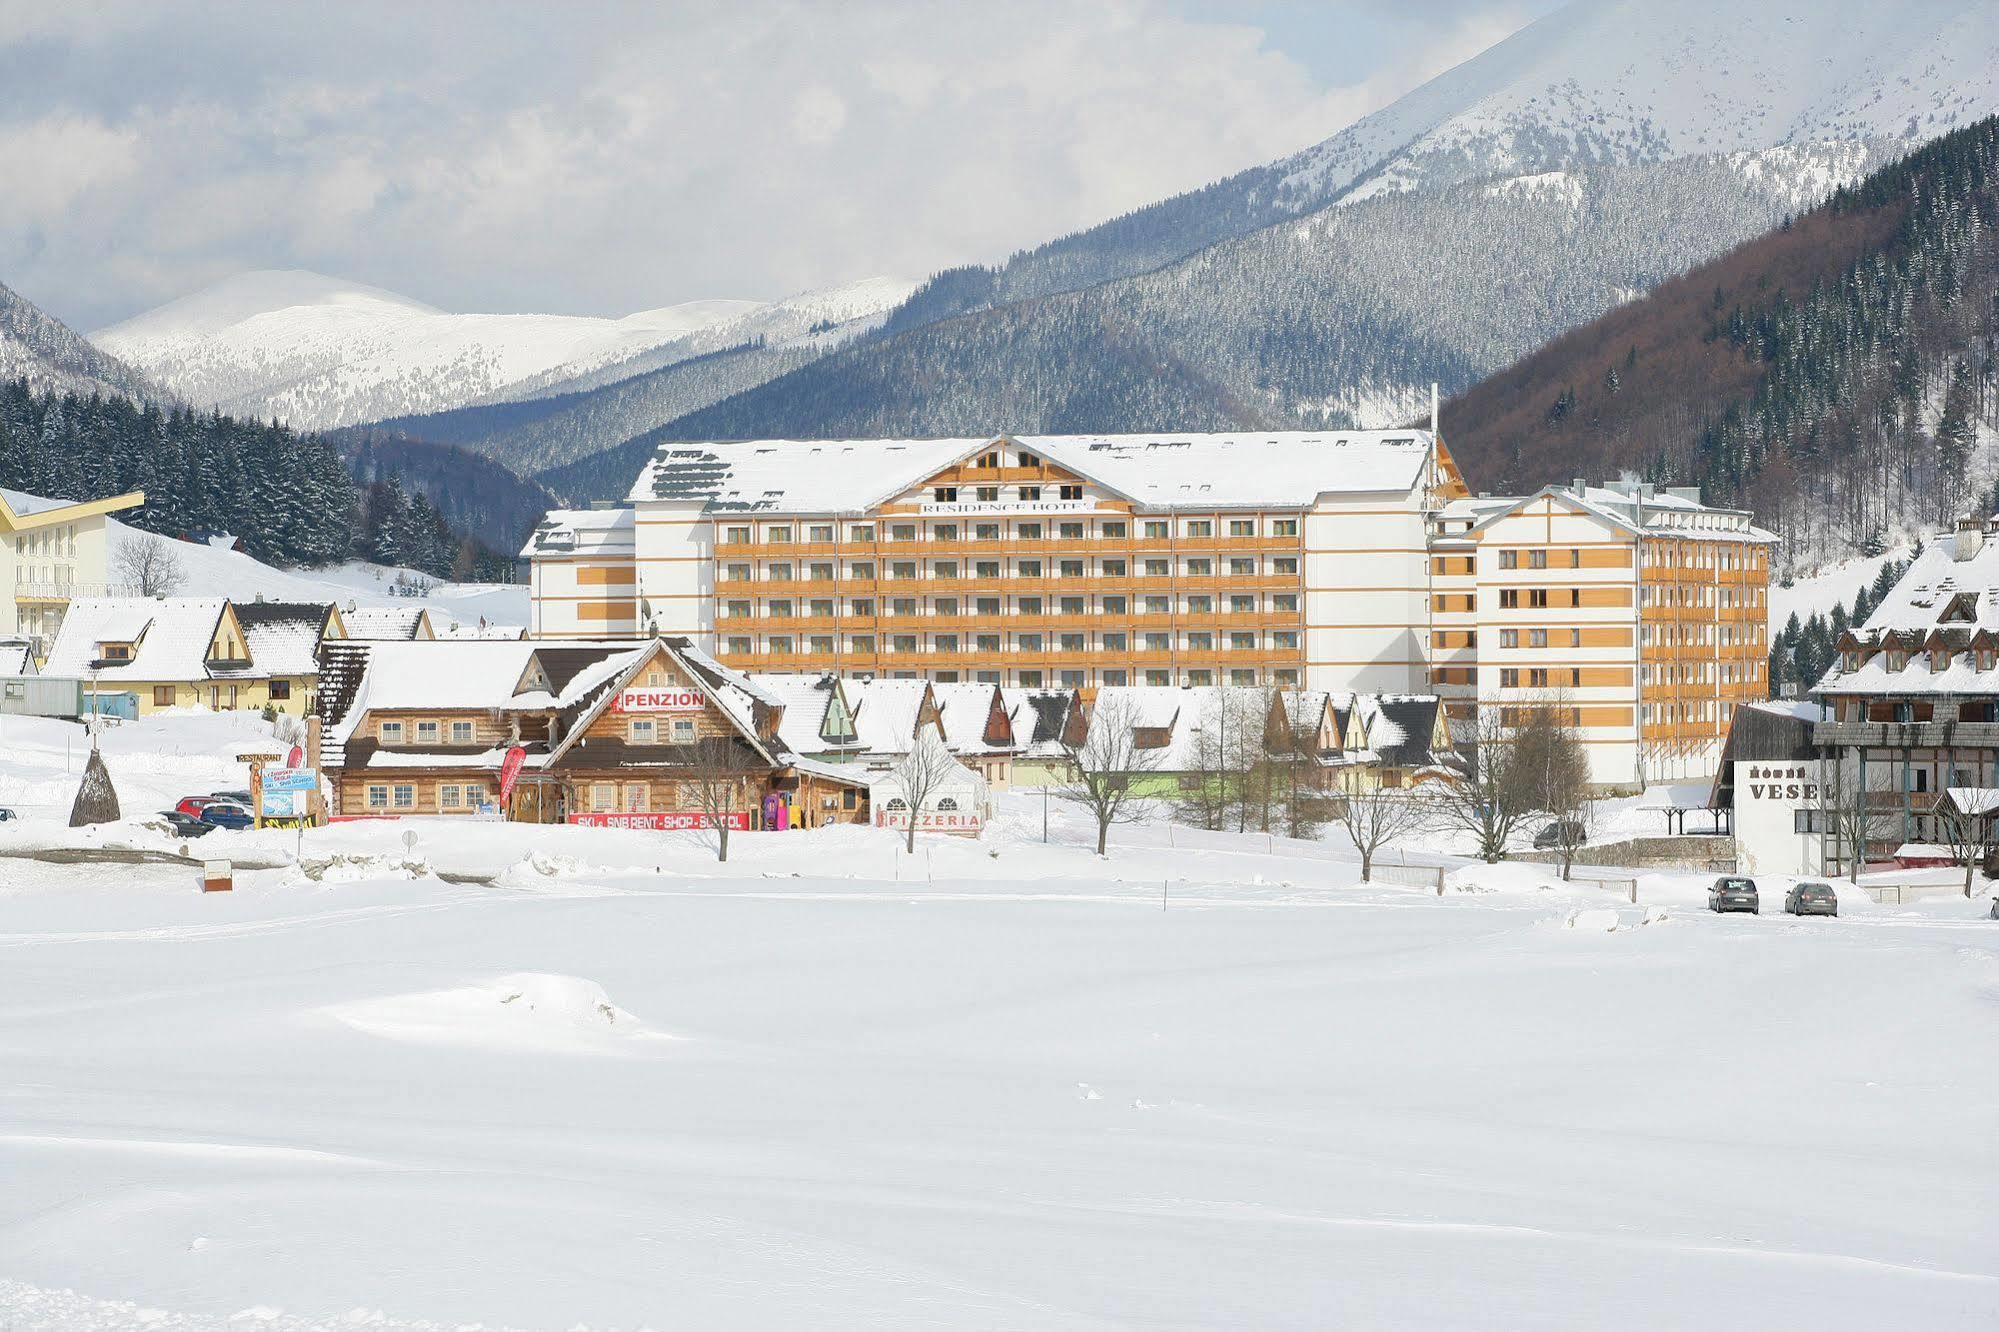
[1272,519,1298,537]
[450,720,474,744]
[933,523,959,541]
[1103,632,1128,651]
[1231,670,1257,686]
[934,561,960,579]
[1018,486,1041,502]
[978,452,1000,468]
[1229,595,1254,613]
[1186,558,1212,576]
[1102,558,1127,576]
[1053,522,1081,539]
[1186,520,1212,537]
[1271,631,1298,649]
[1528,589,1549,608]
[366,785,389,809]
[767,525,793,543]
[809,562,834,580]
[1059,560,1084,578]
[768,600,795,618]
[440,785,462,809]
[1229,520,1255,537]
[977,633,1001,652]
[726,600,752,619]
[768,636,794,655]
[1145,670,1170,686]
[1059,670,1085,687]
[1102,669,1128,686]
[850,635,875,653]
[1567,667,1582,688]
[934,634,959,653]
[1272,557,1297,574]
[1567,588,1582,607]
[1060,633,1085,651]
[850,598,874,617]
[1499,550,1519,570]
[935,597,960,616]
[726,636,752,654]
[629,718,657,744]
[1188,595,1213,613]
[1187,632,1214,651]
[1144,595,1170,613]
[1018,522,1043,539]
[1500,629,1519,648]
[975,523,1000,540]
[1529,629,1548,648]
[810,598,835,617]
[1529,549,1548,569]
[1529,669,1549,688]
[1500,669,1520,688]
[891,561,917,580]
[891,523,918,541]
[850,524,874,542]
[976,670,1001,684]
[767,562,794,581]
[1059,595,1085,615]
[1018,560,1043,577]
[933,487,957,503]
[1143,520,1168,539]
[892,635,917,653]
[1018,670,1044,687]
[975,561,1000,579]
[1103,595,1127,614]
[1272,593,1298,612]
[1274,668,1299,686]
[1144,559,1170,577]
[269,680,292,701]
[976,596,1001,615]
[1102,521,1127,538]
[1018,633,1043,651]
[891,597,918,616]
[1568,548,1582,568]
[1059,485,1083,500]
[726,563,752,581]
[1230,632,1256,650]
[1229,558,1254,576]
[393,784,416,810]
[379,720,405,744]
[850,561,875,579]
[1144,632,1170,651]
[809,524,834,542]
[724,525,750,543]
[1186,670,1213,686]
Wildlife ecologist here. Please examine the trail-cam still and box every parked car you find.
[158,810,214,838]
[1533,820,1586,849]
[1708,876,1760,914]
[208,789,253,804]
[1783,881,1839,916]
[196,801,253,831]
[0,807,15,821]
[174,795,220,818]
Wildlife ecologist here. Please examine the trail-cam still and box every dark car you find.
[197,801,253,831]
[1708,876,1760,914]
[159,810,215,838]
[1784,881,1839,916]
[1534,820,1586,849]
[208,789,253,804]
[0,807,15,821]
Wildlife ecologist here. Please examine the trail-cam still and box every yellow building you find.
[41,597,344,717]
[1,487,146,656]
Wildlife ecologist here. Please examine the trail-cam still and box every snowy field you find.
[2,716,1997,1329]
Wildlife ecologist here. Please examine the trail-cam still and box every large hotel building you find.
[525,431,1772,786]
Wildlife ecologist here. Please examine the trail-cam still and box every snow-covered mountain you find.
[90,270,767,430]
[0,278,154,402]
[885,0,1999,332]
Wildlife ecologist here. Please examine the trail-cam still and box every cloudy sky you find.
[1,0,1558,330]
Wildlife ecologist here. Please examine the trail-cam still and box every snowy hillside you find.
[91,270,914,437]
[91,270,764,430]
[0,278,154,402]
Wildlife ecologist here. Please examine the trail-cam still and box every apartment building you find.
[526,431,1468,694]
[1427,479,1772,786]
[2,486,146,656]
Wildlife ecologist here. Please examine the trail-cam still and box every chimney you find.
[1571,477,1587,496]
[1955,514,1985,562]
[1430,382,1439,436]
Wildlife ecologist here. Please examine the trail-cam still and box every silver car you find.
[1783,881,1838,916]
[1708,876,1760,914]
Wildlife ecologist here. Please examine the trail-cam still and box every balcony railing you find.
[14,581,136,601]
[1814,720,1999,748]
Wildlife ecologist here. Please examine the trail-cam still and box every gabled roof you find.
[0,638,36,676]
[340,606,433,640]
[1001,688,1076,757]
[42,597,229,683]
[230,601,337,678]
[625,430,1445,514]
[933,682,1015,755]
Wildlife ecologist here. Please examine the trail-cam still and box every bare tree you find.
[1932,786,1997,897]
[887,730,960,854]
[1273,691,1333,841]
[1819,751,1895,883]
[114,534,186,597]
[1432,705,1531,862]
[1510,696,1595,880]
[685,735,756,862]
[1059,694,1164,856]
[1331,768,1432,883]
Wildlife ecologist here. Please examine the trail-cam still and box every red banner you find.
[497,745,527,801]
[567,811,751,831]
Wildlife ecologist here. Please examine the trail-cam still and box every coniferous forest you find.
[0,380,517,580]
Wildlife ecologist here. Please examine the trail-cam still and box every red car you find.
[174,795,220,818]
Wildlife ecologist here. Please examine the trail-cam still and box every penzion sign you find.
[613,687,705,714]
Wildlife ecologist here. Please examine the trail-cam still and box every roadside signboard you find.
[260,789,304,818]
[567,811,750,831]
[264,766,317,793]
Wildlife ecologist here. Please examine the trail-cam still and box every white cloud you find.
[1,1,1531,329]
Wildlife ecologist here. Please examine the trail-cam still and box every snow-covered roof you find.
[0,487,70,518]
[1459,479,1776,544]
[0,639,35,676]
[1639,782,1716,811]
[751,673,852,756]
[849,679,936,758]
[1813,540,1999,697]
[231,602,334,678]
[1862,539,1999,633]
[625,431,1439,513]
[42,597,227,683]
[520,506,636,558]
[340,606,431,640]
[932,682,1011,755]
[1000,688,1075,758]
